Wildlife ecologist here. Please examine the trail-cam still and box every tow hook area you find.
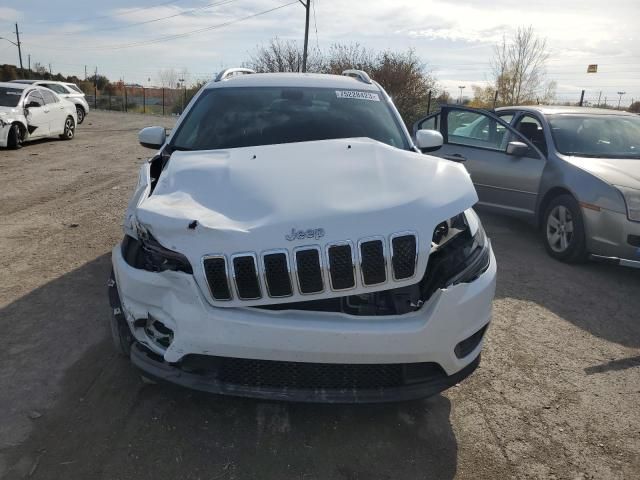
[107,269,134,356]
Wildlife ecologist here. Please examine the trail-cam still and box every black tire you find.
[7,123,23,149]
[76,106,85,124]
[542,194,587,263]
[59,116,75,140]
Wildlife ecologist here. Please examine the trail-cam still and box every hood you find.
[137,137,476,253]
[566,156,640,189]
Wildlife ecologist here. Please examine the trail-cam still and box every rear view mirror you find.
[415,129,443,152]
[506,141,529,157]
[139,126,166,149]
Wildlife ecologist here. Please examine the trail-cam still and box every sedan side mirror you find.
[415,129,443,152]
[25,101,41,109]
[506,141,529,157]
[139,126,167,149]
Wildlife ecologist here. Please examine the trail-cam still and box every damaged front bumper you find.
[110,243,496,402]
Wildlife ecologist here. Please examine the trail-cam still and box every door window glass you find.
[498,113,514,124]
[26,91,45,107]
[417,113,439,131]
[515,115,547,155]
[42,83,67,94]
[447,110,507,150]
[41,89,58,104]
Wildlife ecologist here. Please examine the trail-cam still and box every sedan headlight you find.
[616,186,640,222]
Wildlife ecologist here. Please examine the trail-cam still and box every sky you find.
[0,0,638,106]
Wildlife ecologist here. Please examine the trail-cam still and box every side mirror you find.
[415,129,443,152]
[25,101,40,109]
[506,141,529,157]
[139,126,167,149]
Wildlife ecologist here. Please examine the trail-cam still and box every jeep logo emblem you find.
[286,228,325,241]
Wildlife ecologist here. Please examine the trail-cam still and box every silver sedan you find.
[415,105,640,268]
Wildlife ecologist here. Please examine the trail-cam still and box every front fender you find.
[0,118,27,147]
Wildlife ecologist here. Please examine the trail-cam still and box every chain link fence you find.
[86,86,195,116]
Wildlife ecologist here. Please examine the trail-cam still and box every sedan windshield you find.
[170,86,409,151]
[549,114,640,159]
[0,87,23,107]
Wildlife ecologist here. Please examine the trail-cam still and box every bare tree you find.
[491,26,555,105]
[246,37,324,73]
[157,68,178,89]
[245,40,438,127]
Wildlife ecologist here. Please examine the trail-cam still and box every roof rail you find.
[342,69,372,84]
[215,67,256,82]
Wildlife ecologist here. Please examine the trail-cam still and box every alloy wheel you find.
[65,118,75,139]
[546,205,574,253]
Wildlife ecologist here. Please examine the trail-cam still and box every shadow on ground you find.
[2,254,458,480]
[479,209,640,350]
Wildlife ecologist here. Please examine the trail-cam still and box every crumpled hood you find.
[567,156,640,189]
[135,138,477,260]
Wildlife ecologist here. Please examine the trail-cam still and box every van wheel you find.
[76,106,85,124]
[8,123,23,149]
[60,116,75,140]
[542,194,587,263]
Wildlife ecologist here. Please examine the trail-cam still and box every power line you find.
[23,1,299,51]
[25,0,240,36]
[27,0,188,25]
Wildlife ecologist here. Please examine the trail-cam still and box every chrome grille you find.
[232,254,261,300]
[295,247,324,294]
[202,232,418,302]
[327,242,355,290]
[359,238,387,286]
[262,251,293,297]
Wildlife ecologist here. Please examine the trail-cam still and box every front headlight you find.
[121,233,193,274]
[616,186,640,222]
[424,212,491,291]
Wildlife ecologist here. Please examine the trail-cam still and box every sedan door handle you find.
[443,153,467,162]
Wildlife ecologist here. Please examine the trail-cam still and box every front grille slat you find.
[232,255,262,299]
[295,248,324,294]
[203,256,232,300]
[359,239,387,285]
[391,234,417,280]
[263,252,293,297]
[328,244,355,290]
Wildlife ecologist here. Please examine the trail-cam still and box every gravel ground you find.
[0,110,638,480]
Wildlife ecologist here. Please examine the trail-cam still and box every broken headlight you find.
[426,211,490,288]
[121,233,193,274]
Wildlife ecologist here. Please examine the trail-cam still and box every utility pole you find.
[85,65,87,81]
[579,90,585,107]
[458,85,466,104]
[300,0,310,72]
[28,54,31,73]
[617,91,626,110]
[15,23,23,71]
[49,63,52,75]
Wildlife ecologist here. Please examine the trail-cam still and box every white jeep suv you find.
[109,68,497,402]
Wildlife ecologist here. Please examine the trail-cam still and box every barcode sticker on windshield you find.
[335,90,380,101]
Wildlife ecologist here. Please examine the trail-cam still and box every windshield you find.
[170,86,409,151]
[549,114,640,159]
[0,87,23,107]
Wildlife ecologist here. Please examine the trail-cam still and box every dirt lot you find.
[0,110,639,480]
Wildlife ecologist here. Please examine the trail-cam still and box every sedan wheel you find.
[546,205,573,253]
[61,117,75,140]
[8,124,23,149]
[542,194,586,263]
[76,106,85,124]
